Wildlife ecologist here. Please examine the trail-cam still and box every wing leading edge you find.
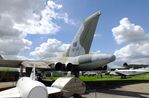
[0,87,21,98]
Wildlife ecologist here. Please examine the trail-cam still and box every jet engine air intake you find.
[65,63,74,71]
[54,62,65,71]
[53,62,76,71]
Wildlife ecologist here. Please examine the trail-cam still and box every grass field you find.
[80,73,149,81]
[48,73,149,82]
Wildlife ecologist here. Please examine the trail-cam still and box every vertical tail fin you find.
[65,11,101,57]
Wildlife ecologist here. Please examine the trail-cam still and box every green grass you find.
[80,73,149,81]
[49,76,59,80]
[47,73,149,82]
[80,75,120,81]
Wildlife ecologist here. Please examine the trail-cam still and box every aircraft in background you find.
[0,11,116,77]
[110,67,149,78]
[123,62,149,69]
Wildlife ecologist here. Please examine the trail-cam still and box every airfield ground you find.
[81,74,149,98]
[1,81,149,98]
[49,74,149,98]
[0,82,16,90]
[82,82,149,98]
[1,74,149,98]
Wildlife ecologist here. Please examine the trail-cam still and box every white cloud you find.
[0,0,44,57]
[0,39,32,55]
[94,33,101,38]
[112,18,149,64]
[112,18,148,44]
[114,43,149,64]
[57,13,76,25]
[0,0,74,58]
[30,39,69,59]
[0,5,32,56]
[13,0,61,35]
[13,0,75,35]
[47,0,62,9]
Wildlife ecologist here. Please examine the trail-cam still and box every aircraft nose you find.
[110,55,116,62]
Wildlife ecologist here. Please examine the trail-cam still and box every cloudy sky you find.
[0,0,149,66]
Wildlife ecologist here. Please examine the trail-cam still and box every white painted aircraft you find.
[111,67,149,78]
[0,65,61,98]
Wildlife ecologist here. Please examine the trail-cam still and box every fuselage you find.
[49,53,116,71]
[76,54,115,70]
[115,68,148,76]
